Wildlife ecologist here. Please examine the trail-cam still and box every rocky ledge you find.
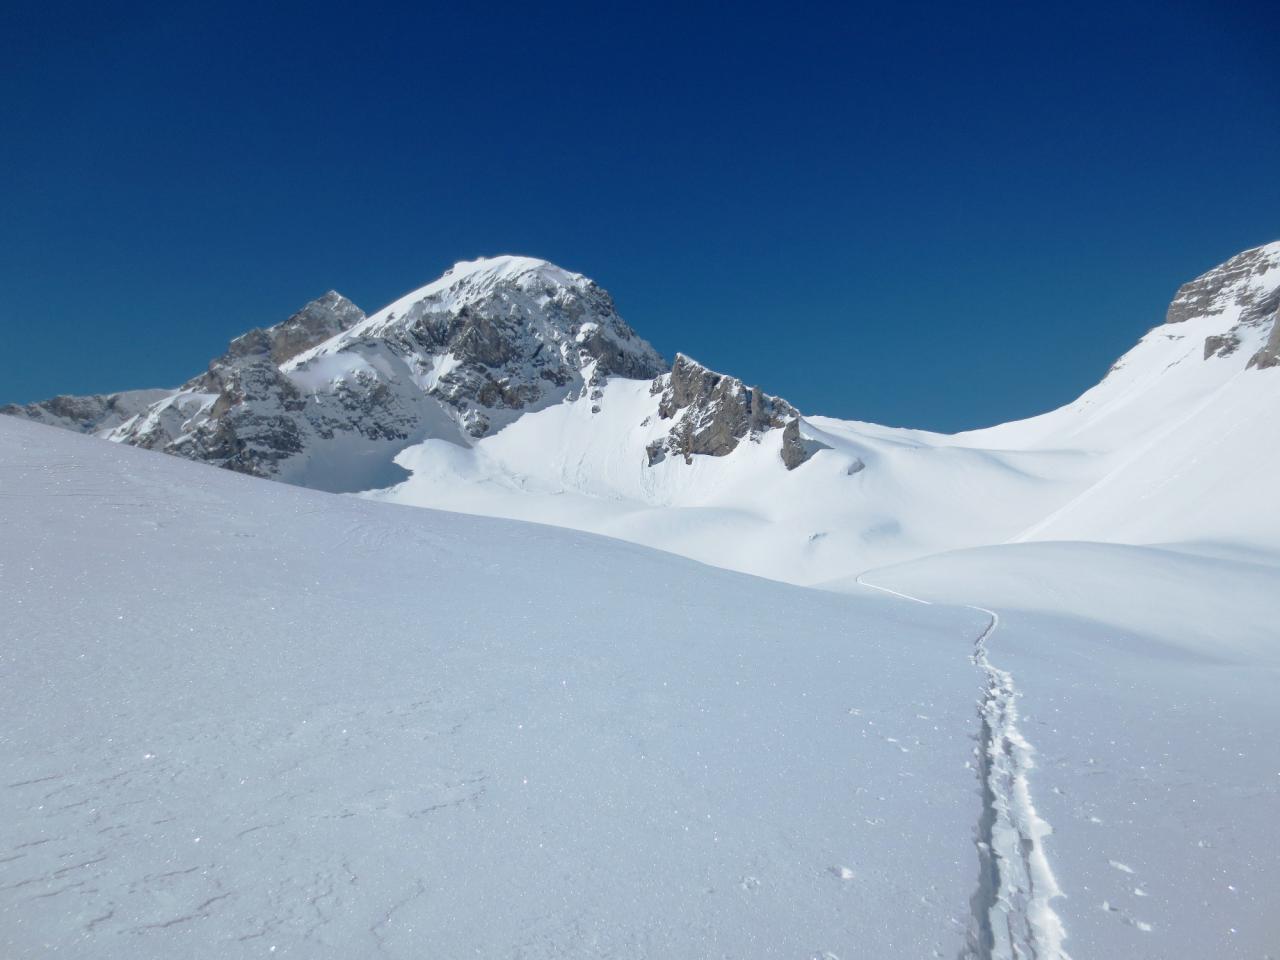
[645,354,820,470]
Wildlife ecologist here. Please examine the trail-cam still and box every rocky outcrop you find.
[189,291,366,392]
[0,388,173,435]
[1247,302,1280,369]
[104,291,369,467]
[645,354,805,468]
[779,417,831,470]
[1166,244,1280,327]
[1202,334,1239,360]
[1165,242,1280,366]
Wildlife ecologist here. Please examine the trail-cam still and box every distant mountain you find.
[5,242,1279,578]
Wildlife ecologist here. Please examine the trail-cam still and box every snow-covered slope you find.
[4,241,1280,959]
[370,241,1280,580]
[8,242,1278,579]
[0,414,991,959]
[852,541,1280,958]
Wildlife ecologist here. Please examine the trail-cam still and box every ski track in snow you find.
[856,575,1070,960]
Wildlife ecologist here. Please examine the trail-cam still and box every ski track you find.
[856,575,1070,960]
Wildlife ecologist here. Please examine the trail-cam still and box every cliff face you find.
[645,354,815,469]
[1165,242,1280,367]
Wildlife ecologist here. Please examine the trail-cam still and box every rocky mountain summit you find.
[1166,241,1280,367]
[7,244,1278,498]
[4,257,810,490]
[290,256,667,439]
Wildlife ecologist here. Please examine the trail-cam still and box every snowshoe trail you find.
[857,578,1070,960]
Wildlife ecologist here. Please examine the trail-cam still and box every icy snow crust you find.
[0,416,985,960]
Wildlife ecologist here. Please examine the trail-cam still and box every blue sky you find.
[2,0,1277,430]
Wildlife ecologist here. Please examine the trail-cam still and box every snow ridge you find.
[856,577,1069,960]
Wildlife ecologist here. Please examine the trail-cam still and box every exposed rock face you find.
[779,417,831,470]
[1166,244,1280,326]
[0,388,173,435]
[1203,334,1240,360]
[105,291,370,477]
[318,257,666,438]
[1247,302,1280,369]
[1165,242,1280,366]
[217,291,365,370]
[646,354,803,467]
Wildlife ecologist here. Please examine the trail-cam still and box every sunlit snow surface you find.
[861,542,1280,958]
[1,417,986,959]
[5,245,1280,957]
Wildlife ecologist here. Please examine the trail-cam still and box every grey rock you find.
[0,388,172,435]
[190,291,366,392]
[779,417,831,470]
[647,354,799,465]
[1203,334,1240,360]
[1163,242,1280,366]
[1166,244,1280,326]
[1247,301,1280,370]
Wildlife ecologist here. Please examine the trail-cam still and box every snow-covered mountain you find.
[4,243,1280,959]
[363,241,1280,581]
[5,258,670,492]
[7,243,1277,576]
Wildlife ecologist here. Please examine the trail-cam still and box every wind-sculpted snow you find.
[0,416,989,959]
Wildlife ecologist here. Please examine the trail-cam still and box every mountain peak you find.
[1165,241,1280,326]
[440,254,580,285]
[46,259,667,489]
[343,256,592,343]
[1164,240,1280,367]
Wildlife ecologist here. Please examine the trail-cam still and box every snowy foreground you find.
[5,423,1278,959]
[2,417,987,959]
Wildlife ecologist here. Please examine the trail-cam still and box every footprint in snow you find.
[1102,901,1153,932]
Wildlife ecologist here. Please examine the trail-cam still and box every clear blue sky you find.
[2,1,1277,430]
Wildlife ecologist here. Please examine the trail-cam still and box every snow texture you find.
[4,241,1280,957]
[2,416,986,959]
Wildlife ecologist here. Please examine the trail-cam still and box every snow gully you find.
[855,577,1070,960]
